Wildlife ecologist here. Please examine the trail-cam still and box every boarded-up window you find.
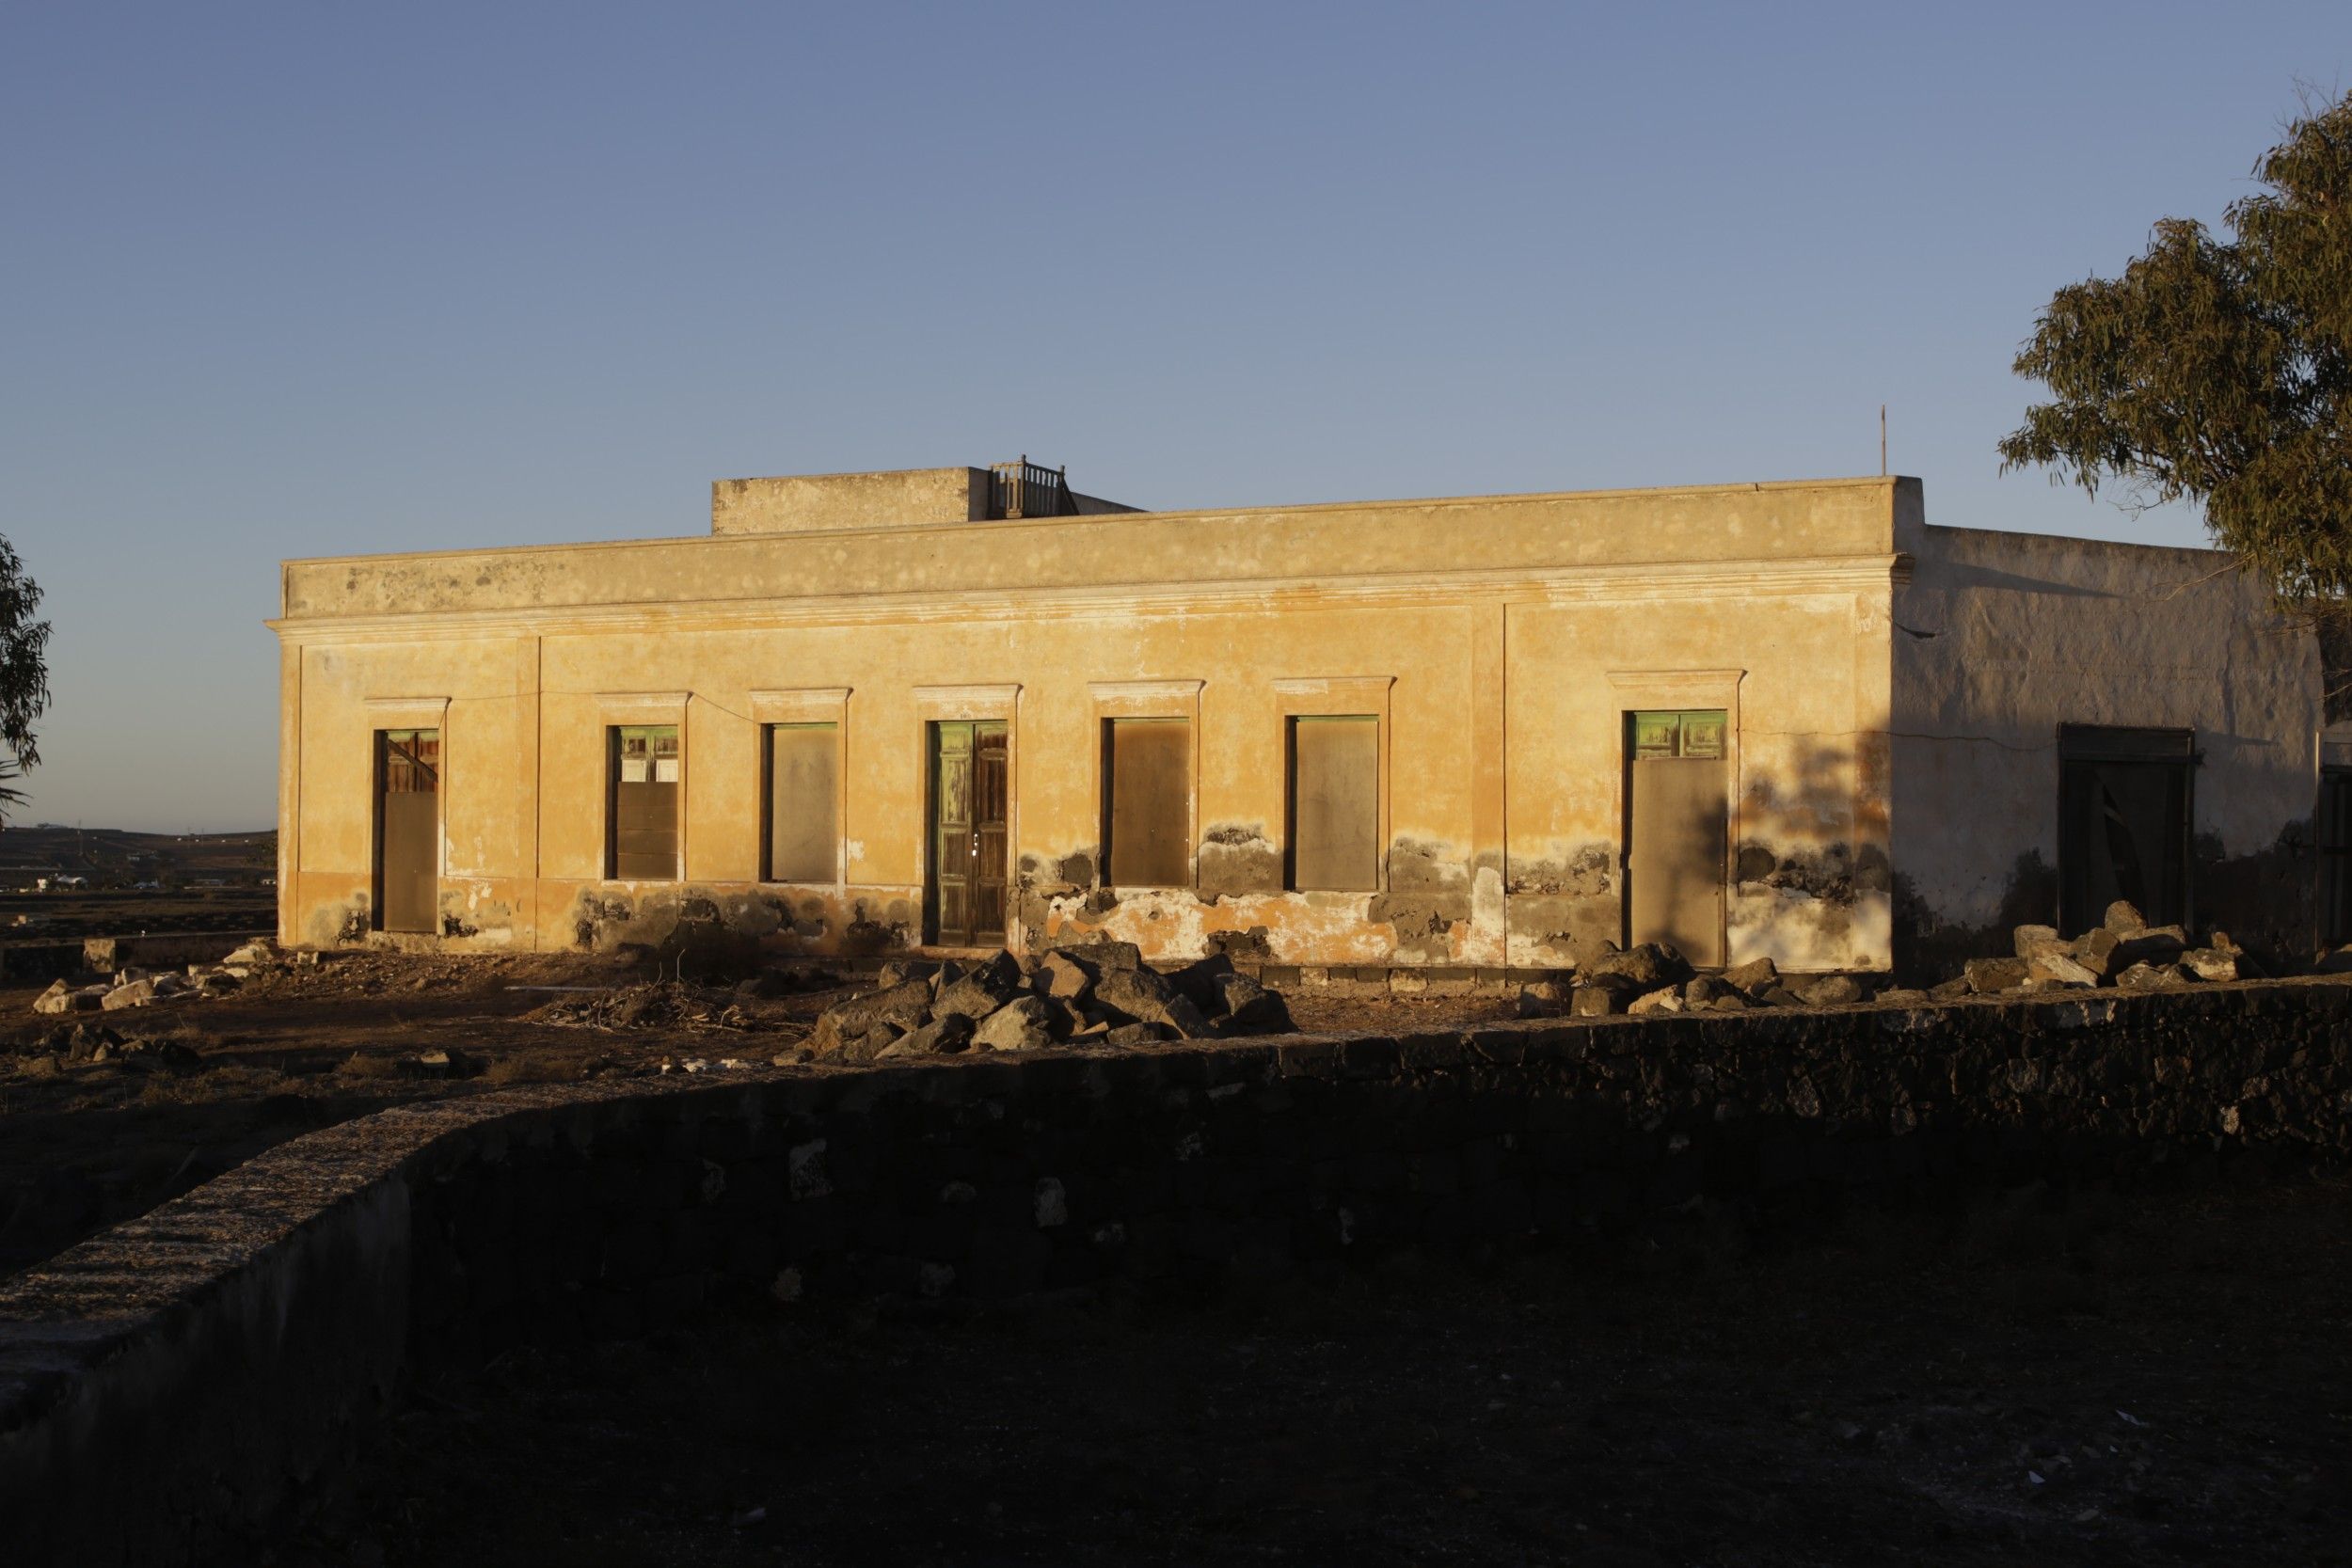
[766,722,838,883]
[1288,715,1378,890]
[2058,725,2192,931]
[609,724,680,880]
[1103,718,1190,887]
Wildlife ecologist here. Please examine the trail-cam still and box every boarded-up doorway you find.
[1102,717,1193,888]
[2058,726,2193,932]
[1286,715,1380,891]
[1625,709,1727,968]
[2320,767,2352,947]
[928,721,1009,946]
[374,728,439,934]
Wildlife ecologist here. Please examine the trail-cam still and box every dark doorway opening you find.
[2318,768,2352,947]
[2058,725,2194,933]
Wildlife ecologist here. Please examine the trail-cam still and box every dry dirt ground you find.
[0,949,1515,1277]
[262,1175,2349,1568]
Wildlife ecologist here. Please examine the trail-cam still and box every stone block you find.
[879,1013,975,1058]
[100,978,155,1011]
[1793,974,1863,1006]
[1036,950,1093,1000]
[1964,956,2028,994]
[2117,960,2187,990]
[2026,952,2098,988]
[2073,926,2122,978]
[2012,924,2068,959]
[2183,948,2239,983]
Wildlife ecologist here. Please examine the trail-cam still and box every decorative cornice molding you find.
[747,687,850,723]
[1270,675,1395,701]
[591,690,691,723]
[1603,668,1748,707]
[911,683,1020,720]
[281,474,1910,573]
[1088,679,1205,705]
[270,556,1908,645]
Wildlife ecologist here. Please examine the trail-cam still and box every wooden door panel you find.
[376,730,439,935]
[930,722,974,944]
[929,721,1009,947]
[974,724,1009,941]
[2058,758,2188,930]
[2322,771,2352,946]
[1629,758,1726,968]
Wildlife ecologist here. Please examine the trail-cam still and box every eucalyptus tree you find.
[2001,89,2351,608]
[0,537,51,820]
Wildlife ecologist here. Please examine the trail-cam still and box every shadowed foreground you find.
[280,1176,2346,1567]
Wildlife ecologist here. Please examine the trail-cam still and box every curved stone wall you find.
[5,984,2349,1564]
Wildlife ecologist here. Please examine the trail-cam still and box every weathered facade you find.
[1890,525,2342,971]
[270,465,2345,974]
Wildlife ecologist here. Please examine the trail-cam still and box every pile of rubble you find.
[26,937,295,1016]
[525,981,751,1032]
[1517,944,1864,1019]
[13,1022,202,1072]
[809,943,1293,1061]
[1922,900,2252,999]
[1518,900,2262,1021]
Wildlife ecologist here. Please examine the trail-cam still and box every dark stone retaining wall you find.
[6,984,2351,1565]
[0,929,272,983]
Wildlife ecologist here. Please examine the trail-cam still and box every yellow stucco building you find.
[271,463,2344,977]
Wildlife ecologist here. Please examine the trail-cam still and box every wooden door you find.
[929,721,1009,946]
[1625,710,1726,968]
[2057,727,2193,932]
[375,729,439,934]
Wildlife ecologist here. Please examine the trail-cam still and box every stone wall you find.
[0,928,273,990]
[6,983,2350,1564]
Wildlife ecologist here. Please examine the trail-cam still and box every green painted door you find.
[928,721,1009,945]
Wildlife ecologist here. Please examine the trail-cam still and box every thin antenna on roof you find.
[1880,404,1887,476]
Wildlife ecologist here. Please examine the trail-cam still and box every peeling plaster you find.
[310,893,372,948]
[436,884,516,947]
[1367,836,1475,962]
[1507,845,1615,898]
[560,883,914,958]
[1197,823,1282,901]
[1464,858,1507,966]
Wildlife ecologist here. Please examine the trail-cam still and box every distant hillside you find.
[0,827,277,885]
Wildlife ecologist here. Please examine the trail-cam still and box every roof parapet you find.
[712,462,1140,535]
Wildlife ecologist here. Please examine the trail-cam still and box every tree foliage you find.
[0,537,51,820]
[2000,88,2352,607]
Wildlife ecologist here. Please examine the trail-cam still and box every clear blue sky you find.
[1,3,2344,831]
